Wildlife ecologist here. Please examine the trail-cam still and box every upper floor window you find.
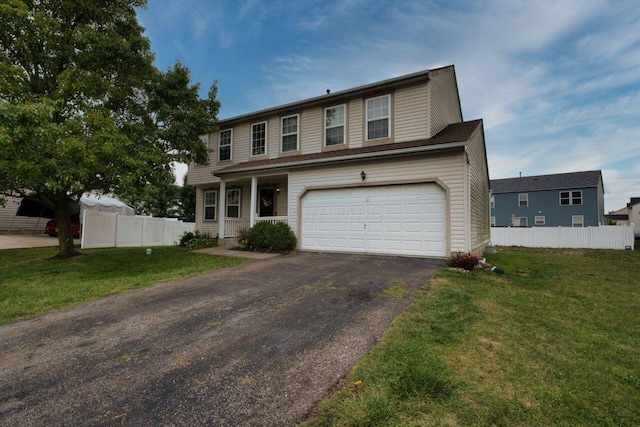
[535,216,545,225]
[251,122,267,156]
[519,193,528,207]
[226,189,241,218]
[204,190,217,221]
[325,105,345,146]
[560,191,582,205]
[366,95,390,140]
[219,129,232,161]
[281,115,299,152]
[490,195,495,209]
[490,216,496,226]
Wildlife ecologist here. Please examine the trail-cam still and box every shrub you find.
[447,253,482,271]
[178,230,218,250]
[245,221,297,253]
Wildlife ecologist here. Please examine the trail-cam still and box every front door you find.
[259,188,275,217]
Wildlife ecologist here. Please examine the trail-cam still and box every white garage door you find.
[301,184,446,257]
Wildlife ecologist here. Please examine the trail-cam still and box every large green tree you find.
[0,0,218,257]
[116,170,187,220]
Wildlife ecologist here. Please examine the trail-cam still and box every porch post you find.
[250,176,257,227]
[219,177,226,240]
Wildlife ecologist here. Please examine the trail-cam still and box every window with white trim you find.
[281,115,299,152]
[251,122,267,156]
[490,195,495,209]
[560,190,582,205]
[219,129,232,161]
[572,215,584,227]
[514,217,527,227]
[519,193,528,207]
[366,95,390,140]
[325,105,345,146]
[535,216,545,225]
[490,216,496,226]
[226,189,240,218]
[204,190,217,221]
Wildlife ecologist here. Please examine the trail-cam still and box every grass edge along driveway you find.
[0,246,247,325]
[301,246,640,426]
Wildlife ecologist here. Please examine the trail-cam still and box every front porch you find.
[217,173,290,240]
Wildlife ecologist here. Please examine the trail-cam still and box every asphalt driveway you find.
[0,251,444,426]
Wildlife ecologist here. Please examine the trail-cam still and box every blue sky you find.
[137,0,640,213]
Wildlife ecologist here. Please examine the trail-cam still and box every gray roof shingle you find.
[490,170,602,193]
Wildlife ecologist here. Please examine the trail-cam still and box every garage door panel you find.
[302,184,446,257]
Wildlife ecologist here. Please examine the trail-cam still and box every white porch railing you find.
[253,216,289,226]
[223,216,289,237]
[224,219,250,238]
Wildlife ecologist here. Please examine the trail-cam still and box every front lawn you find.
[302,246,640,426]
[0,246,246,325]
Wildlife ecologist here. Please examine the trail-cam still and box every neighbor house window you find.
[366,95,390,140]
[219,129,232,161]
[226,189,240,218]
[251,122,267,156]
[572,215,584,227]
[281,115,299,152]
[490,216,496,226]
[325,105,345,146]
[519,193,528,207]
[514,217,527,227]
[490,195,495,209]
[204,190,217,221]
[560,190,582,205]
[535,216,545,225]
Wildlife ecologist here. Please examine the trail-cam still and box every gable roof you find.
[218,65,460,126]
[627,197,640,208]
[214,119,482,175]
[490,170,603,194]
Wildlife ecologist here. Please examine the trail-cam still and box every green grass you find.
[0,246,246,324]
[301,247,640,426]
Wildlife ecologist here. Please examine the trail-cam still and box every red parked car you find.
[45,219,81,238]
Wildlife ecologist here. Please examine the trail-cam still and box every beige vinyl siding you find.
[394,82,429,142]
[268,117,279,159]
[429,67,463,136]
[348,98,363,148]
[466,123,491,252]
[289,151,467,254]
[187,132,217,186]
[301,107,322,155]
[194,186,218,236]
[0,197,45,233]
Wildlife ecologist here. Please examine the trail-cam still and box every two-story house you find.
[188,65,490,258]
[490,170,605,228]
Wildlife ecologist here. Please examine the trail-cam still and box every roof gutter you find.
[213,141,468,177]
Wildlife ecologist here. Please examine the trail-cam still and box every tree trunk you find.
[53,195,78,258]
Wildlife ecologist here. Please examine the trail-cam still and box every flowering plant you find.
[448,253,482,271]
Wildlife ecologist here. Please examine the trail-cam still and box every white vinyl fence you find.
[491,225,635,250]
[81,210,195,249]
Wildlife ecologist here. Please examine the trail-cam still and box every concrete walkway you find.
[0,234,79,250]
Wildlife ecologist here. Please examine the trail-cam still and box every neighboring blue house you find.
[490,170,605,227]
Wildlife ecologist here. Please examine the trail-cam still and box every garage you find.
[301,183,446,257]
